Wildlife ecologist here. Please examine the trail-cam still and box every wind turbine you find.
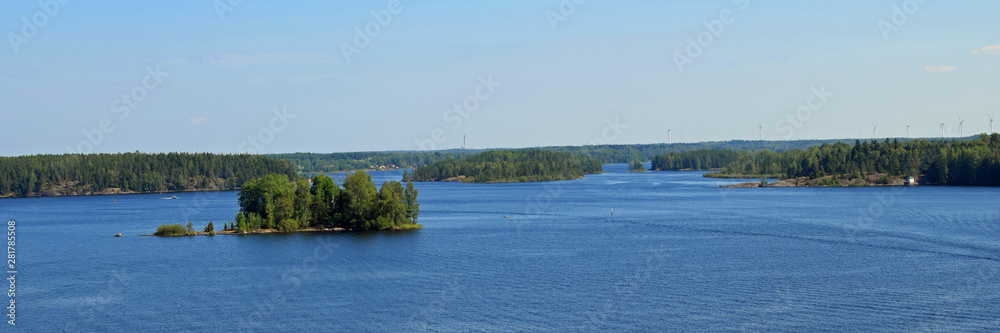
[940,121,946,138]
[990,114,995,134]
[758,123,764,141]
[906,121,911,138]
[667,127,672,144]
[958,115,965,137]
[872,122,878,140]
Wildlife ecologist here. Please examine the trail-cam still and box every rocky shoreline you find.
[140,225,422,237]
[720,174,912,188]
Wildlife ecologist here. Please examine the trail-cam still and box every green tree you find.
[404,180,420,224]
[309,174,340,227]
[338,171,378,230]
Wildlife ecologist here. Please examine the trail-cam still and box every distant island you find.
[626,162,648,173]
[652,134,1000,187]
[406,149,602,183]
[0,153,296,198]
[152,171,421,235]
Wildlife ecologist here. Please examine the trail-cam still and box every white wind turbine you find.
[940,121,946,138]
[758,123,764,141]
[990,114,995,134]
[906,121,911,138]
[667,127,672,144]
[872,122,878,140]
[958,115,966,137]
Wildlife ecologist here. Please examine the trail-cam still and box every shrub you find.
[154,224,189,236]
[276,218,299,232]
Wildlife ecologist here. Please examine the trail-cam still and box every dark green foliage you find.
[204,221,214,233]
[269,151,474,173]
[404,180,419,224]
[309,174,340,227]
[237,174,296,229]
[271,139,872,173]
[235,212,264,232]
[236,171,420,231]
[409,150,602,183]
[651,150,742,171]
[700,134,1000,186]
[0,153,296,198]
[154,224,189,236]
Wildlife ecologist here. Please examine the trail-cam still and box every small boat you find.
[114,233,122,237]
[171,195,178,199]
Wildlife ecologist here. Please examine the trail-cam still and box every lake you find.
[4,164,1000,332]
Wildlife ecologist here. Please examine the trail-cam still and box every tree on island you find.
[627,162,647,172]
[234,171,421,232]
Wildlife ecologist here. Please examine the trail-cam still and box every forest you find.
[652,134,1000,186]
[651,150,743,171]
[269,139,865,172]
[234,172,419,232]
[407,149,603,183]
[0,153,297,198]
[268,151,475,172]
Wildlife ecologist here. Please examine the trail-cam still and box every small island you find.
[151,171,421,236]
[406,149,602,183]
[626,162,648,172]
[652,134,1000,187]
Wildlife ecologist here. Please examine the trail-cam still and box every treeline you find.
[235,172,419,232]
[699,134,1000,186]
[651,150,742,171]
[408,150,603,183]
[270,139,868,172]
[0,153,297,198]
[268,151,476,172]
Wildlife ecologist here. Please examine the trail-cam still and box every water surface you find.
[5,165,1000,331]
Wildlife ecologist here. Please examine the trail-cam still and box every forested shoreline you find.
[0,153,297,198]
[270,139,872,173]
[652,134,1000,186]
[407,150,602,183]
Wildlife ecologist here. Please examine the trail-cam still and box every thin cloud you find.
[190,117,208,125]
[924,66,955,73]
[972,45,1000,56]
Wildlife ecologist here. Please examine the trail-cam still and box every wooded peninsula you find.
[0,153,296,198]
[406,149,602,183]
[652,134,1000,186]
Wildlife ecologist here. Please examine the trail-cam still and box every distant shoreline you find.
[0,188,238,199]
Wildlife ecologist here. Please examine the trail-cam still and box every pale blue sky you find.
[1,0,998,156]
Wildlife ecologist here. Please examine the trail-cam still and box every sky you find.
[1,0,999,156]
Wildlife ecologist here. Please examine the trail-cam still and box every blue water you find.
[4,165,1000,332]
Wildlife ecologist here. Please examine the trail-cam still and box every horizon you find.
[2,1,998,156]
[2,133,993,158]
